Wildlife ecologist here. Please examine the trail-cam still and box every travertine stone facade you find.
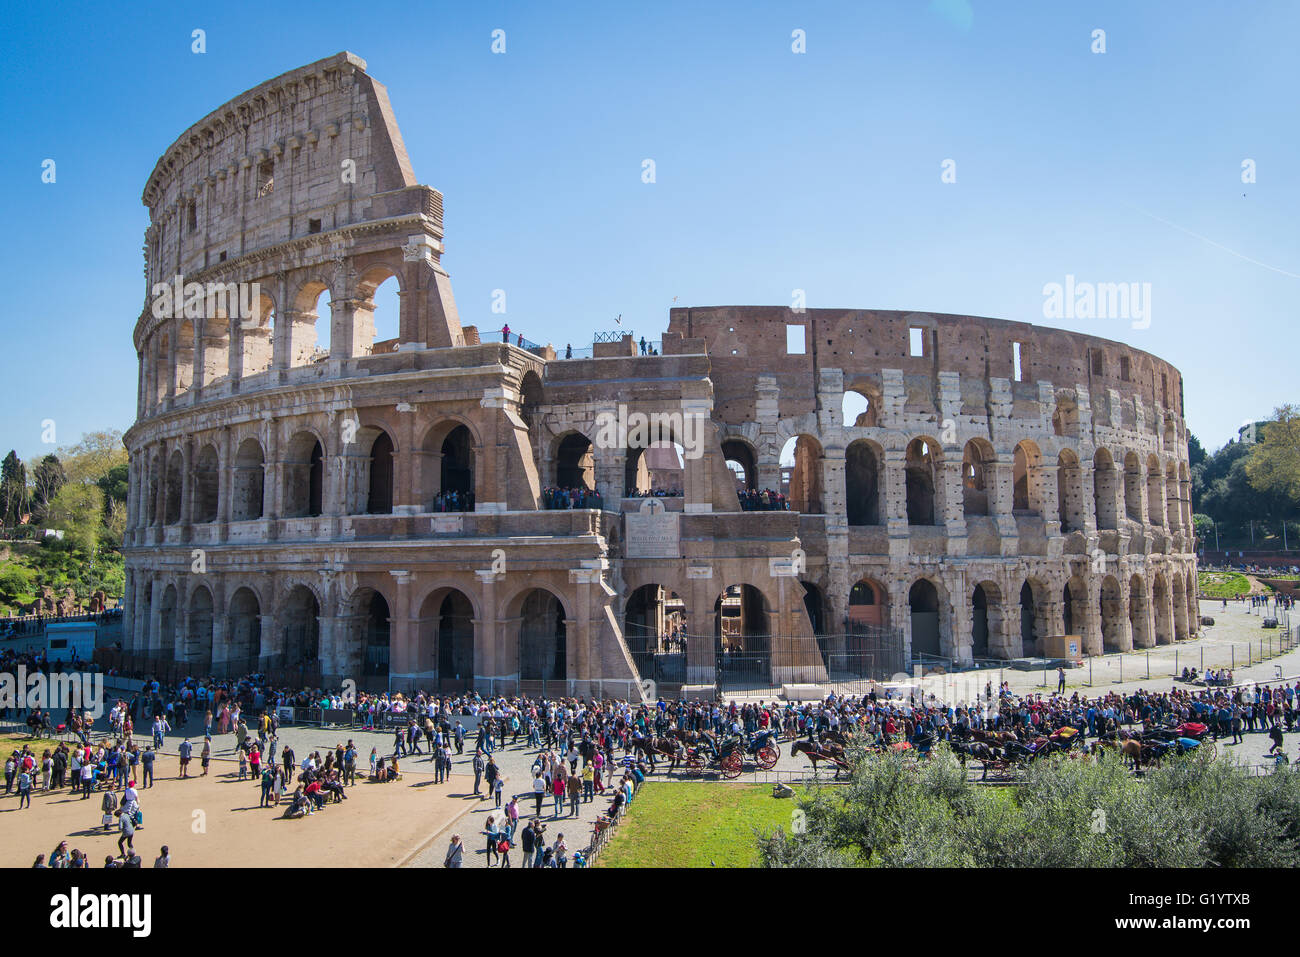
[123,54,1196,698]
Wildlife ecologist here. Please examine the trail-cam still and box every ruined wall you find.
[123,57,1197,700]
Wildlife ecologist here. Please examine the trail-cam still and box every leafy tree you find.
[1246,405,1300,506]
[45,483,103,554]
[59,430,127,486]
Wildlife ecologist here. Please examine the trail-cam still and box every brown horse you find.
[791,739,846,770]
[1093,737,1144,768]
[631,734,681,771]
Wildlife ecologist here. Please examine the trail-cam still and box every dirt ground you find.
[0,748,469,867]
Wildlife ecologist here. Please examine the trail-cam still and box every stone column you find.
[991,454,1018,555]
[883,449,908,559]
[476,570,501,683]
[388,570,414,690]
[1040,463,1062,544]
[330,296,367,360]
[821,447,846,523]
[939,457,967,556]
[180,438,194,531]
[393,405,419,514]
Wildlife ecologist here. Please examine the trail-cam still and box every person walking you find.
[501,323,511,344]
[1056,667,1066,694]
[443,834,463,868]
[533,769,546,816]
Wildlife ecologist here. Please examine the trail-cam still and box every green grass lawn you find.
[1198,571,1252,598]
[596,782,798,868]
[0,732,67,756]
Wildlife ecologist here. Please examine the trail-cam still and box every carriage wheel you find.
[721,751,744,779]
[757,745,778,770]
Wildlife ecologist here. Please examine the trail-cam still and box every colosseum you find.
[121,52,1198,699]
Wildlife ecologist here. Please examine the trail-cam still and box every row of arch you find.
[142,267,403,408]
[140,421,474,525]
[723,431,1191,533]
[133,581,568,687]
[621,566,1200,665]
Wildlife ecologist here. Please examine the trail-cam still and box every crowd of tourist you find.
[542,486,604,510]
[737,488,789,511]
[625,486,682,498]
[432,489,474,512]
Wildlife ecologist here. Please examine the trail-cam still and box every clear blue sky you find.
[2,0,1296,461]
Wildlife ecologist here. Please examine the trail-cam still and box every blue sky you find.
[2,0,1296,460]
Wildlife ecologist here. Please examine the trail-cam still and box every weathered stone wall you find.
[123,55,1197,698]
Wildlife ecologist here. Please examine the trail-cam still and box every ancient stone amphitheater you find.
[121,53,1197,697]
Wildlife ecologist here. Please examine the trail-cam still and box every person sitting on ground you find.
[284,786,310,819]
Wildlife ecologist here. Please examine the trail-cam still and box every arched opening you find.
[1019,581,1038,656]
[186,586,214,673]
[1172,573,1189,640]
[360,590,391,679]
[283,432,325,518]
[519,589,567,682]
[417,588,475,691]
[164,451,184,525]
[366,430,395,514]
[290,282,333,366]
[356,268,401,356]
[193,445,219,523]
[1099,576,1124,653]
[971,584,991,658]
[624,584,686,656]
[1152,574,1172,644]
[961,439,993,517]
[281,586,320,670]
[1123,452,1143,523]
[909,579,941,658]
[905,438,938,526]
[158,585,178,658]
[439,425,475,508]
[555,433,595,491]
[202,314,231,386]
[1129,574,1150,647]
[721,439,758,492]
[624,584,687,683]
[715,584,771,687]
[1057,449,1084,532]
[1165,461,1181,532]
[520,371,544,429]
[1093,449,1118,530]
[1013,440,1041,514]
[238,293,273,378]
[152,332,170,405]
[227,587,262,666]
[146,456,163,526]
[845,439,882,526]
[849,579,888,628]
[1063,579,1088,638]
[1146,454,1164,526]
[231,438,265,521]
[779,435,823,514]
[625,440,684,498]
